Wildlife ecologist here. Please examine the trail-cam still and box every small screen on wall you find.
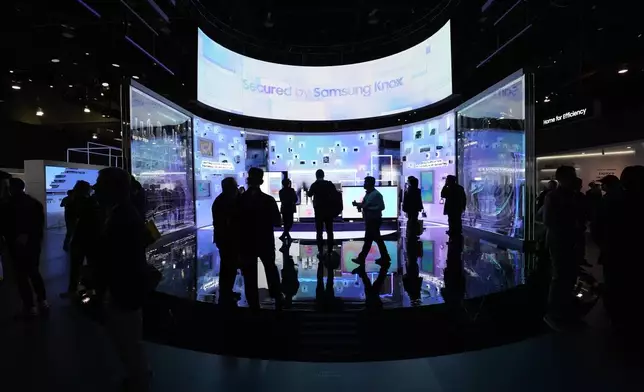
[421,171,434,203]
[198,138,214,157]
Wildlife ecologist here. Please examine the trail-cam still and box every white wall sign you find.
[542,108,588,126]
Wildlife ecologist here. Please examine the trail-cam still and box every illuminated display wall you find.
[268,132,380,191]
[193,117,246,228]
[457,75,527,239]
[130,86,195,235]
[401,111,456,223]
[197,21,452,121]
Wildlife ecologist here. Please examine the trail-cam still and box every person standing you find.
[278,178,298,243]
[0,170,13,282]
[93,167,151,391]
[402,176,423,234]
[212,177,240,307]
[306,169,338,256]
[543,166,583,331]
[537,180,557,211]
[5,178,47,318]
[61,190,75,251]
[237,168,283,310]
[351,176,391,268]
[440,175,466,237]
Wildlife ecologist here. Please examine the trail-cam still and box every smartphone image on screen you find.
[323,156,330,164]
[421,171,434,203]
[299,142,305,148]
[353,147,360,153]
[311,160,317,166]
[299,160,306,165]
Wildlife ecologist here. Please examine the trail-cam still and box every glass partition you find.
[457,75,526,239]
[130,86,195,235]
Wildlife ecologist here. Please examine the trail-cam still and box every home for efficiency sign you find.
[542,108,588,126]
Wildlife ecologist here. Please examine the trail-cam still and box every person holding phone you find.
[351,176,391,268]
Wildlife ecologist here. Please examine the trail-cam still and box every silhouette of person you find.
[585,181,602,220]
[352,176,391,267]
[61,189,75,251]
[212,177,240,307]
[61,180,95,297]
[537,180,557,211]
[543,165,583,331]
[131,176,147,221]
[402,233,422,305]
[315,249,340,310]
[237,168,283,310]
[278,178,297,243]
[354,260,389,310]
[402,176,423,230]
[441,175,466,237]
[306,169,338,256]
[573,177,590,267]
[5,178,47,319]
[93,167,151,391]
[279,242,299,309]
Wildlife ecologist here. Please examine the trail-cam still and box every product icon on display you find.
[353,147,360,153]
[323,156,330,164]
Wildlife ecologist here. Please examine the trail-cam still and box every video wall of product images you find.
[401,111,456,224]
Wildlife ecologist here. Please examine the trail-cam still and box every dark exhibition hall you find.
[0,0,642,391]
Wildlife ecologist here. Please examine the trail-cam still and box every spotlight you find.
[69,84,73,88]
[51,59,60,63]
[132,75,139,80]
[11,85,20,90]
[9,70,13,73]
[36,107,44,116]
[92,133,98,139]
[101,82,109,87]
[84,106,90,113]
[618,68,628,74]
[49,85,53,88]
[112,63,120,68]
[85,52,90,56]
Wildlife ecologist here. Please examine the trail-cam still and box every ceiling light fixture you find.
[36,107,44,117]
[85,52,90,56]
[9,70,13,73]
[92,134,98,139]
[51,58,60,63]
[11,85,20,90]
[618,68,628,74]
[49,85,53,88]
[84,106,91,113]
[101,82,109,87]
[69,84,73,88]
[132,75,139,80]
[112,63,120,68]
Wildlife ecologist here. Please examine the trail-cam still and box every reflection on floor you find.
[150,224,526,309]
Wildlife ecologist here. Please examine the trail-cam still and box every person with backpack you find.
[351,176,391,268]
[306,169,340,257]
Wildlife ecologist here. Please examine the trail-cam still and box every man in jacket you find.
[306,169,337,256]
[440,175,466,237]
[278,178,298,243]
[351,176,391,267]
[212,177,240,307]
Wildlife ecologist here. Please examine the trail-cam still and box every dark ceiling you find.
[0,0,642,141]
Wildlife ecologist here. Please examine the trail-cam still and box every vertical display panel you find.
[401,111,456,223]
[457,75,526,239]
[193,117,246,228]
[130,86,195,235]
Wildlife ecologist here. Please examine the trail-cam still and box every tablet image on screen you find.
[421,171,434,203]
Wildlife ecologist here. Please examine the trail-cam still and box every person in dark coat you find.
[306,169,337,255]
[6,178,47,318]
[440,175,466,237]
[278,178,298,243]
[61,190,75,251]
[212,177,240,307]
[402,176,423,231]
[238,168,283,310]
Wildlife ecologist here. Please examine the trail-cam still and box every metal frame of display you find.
[454,69,536,249]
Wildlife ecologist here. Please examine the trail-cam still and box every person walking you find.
[440,175,466,237]
[237,168,283,310]
[278,178,298,243]
[306,169,338,256]
[351,176,391,268]
[212,177,240,307]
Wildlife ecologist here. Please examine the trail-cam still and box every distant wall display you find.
[268,132,380,191]
[341,186,398,219]
[193,116,246,228]
[457,75,526,239]
[130,86,195,235]
[44,165,99,229]
[197,21,452,121]
[401,111,456,223]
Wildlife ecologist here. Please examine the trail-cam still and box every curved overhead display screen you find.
[197,21,452,122]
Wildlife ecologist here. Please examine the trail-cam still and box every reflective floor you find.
[149,222,527,309]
